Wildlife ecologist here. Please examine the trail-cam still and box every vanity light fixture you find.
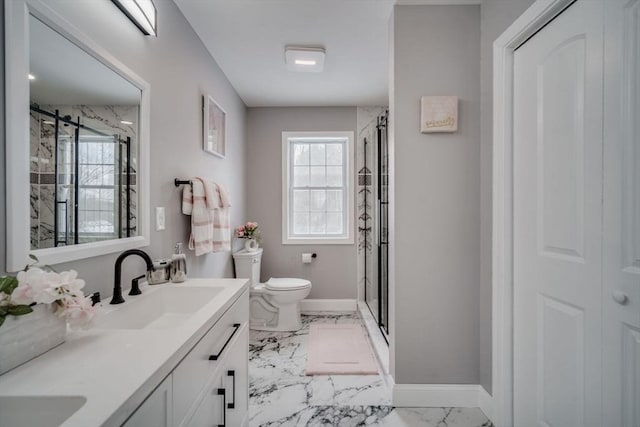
[285,46,326,72]
[112,0,157,36]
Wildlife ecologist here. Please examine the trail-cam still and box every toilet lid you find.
[265,278,311,291]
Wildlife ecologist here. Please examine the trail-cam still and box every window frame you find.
[282,131,354,245]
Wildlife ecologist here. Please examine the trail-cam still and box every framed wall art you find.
[203,94,226,158]
[420,96,458,133]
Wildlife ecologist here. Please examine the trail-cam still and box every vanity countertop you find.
[0,278,249,427]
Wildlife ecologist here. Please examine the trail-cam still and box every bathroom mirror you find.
[5,0,150,271]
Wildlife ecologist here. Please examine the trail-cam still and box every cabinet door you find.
[222,326,249,427]
[185,371,225,427]
[173,290,249,426]
[123,375,173,427]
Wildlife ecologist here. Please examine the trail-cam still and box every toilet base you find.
[249,294,305,332]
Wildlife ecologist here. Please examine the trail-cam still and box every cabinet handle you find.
[227,370,235,409]
[209,323,241,361]
[217,388,226,427]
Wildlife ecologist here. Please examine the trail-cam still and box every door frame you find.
[491,1,577,426]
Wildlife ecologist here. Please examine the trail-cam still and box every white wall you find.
[246,107,357,300]
[1,0,247,300]
[479,0,535,394]
[391,4,481,385]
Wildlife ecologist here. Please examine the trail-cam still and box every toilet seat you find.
[264,278,311,291]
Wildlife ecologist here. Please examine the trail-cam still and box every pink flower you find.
[59,296,96,330]
[10,283,34,305]
[15,268,53,304]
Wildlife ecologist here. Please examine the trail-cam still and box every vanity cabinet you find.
[123,375,173,427]
[124,288,249,427]
[184,327,249,427]
[221,326,249,427]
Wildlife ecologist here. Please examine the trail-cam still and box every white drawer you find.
[173,289,249,426]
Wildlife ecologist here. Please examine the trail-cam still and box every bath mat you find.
[306,324,378,375]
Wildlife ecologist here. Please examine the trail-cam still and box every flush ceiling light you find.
[112,0,157,36]
[28,74,35,80]
[285,46,326,73]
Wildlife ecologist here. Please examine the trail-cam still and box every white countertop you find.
[0,278,249,427]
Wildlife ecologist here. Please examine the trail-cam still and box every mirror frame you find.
[5,0,151,271]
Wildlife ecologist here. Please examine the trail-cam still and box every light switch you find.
[155,207,165,231]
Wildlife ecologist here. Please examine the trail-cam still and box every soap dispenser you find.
[171,242,187,283]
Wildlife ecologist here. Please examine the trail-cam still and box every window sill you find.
[282,237,354,245]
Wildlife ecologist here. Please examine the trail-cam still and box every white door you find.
[602,0,640,426]
[513,1,604,426]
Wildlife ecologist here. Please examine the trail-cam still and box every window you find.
[282,131,354,244]
[77,137,117,237]
[59,134,120,242]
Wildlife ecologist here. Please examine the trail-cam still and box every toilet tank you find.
[232,248,262,286]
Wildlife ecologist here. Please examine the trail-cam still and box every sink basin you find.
[95,286,224,330]
[0,395,86,427]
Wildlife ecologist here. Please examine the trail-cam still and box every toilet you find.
[232,248,311,331]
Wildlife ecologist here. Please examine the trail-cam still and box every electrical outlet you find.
[155,207,165,231]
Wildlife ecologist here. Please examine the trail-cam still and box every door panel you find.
[622,326,640,426]
[603,0,640,426]
[537,296,585,427]
[513,1,604,426]
[538,36,586,260]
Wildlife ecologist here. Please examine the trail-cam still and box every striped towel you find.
[182,178,231,255]
[206,181,231,252]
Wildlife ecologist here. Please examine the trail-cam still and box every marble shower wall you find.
[30,104,139,249]
[356,107,387,304]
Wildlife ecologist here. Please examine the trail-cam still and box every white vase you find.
[0,304,66,375]
[245,238,259,252]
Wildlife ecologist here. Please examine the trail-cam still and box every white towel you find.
[182,178,231,255]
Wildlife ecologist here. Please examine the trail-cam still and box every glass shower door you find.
[377,112,389,335]
[364,110,389,339]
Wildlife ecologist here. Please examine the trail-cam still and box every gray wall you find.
[391,5,481,385]
[246,107,357,300]
[2,0,247,299]
[479,0,535,394]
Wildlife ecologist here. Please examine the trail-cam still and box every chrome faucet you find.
[110,249,155,304]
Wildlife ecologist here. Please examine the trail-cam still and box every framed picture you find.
[203,94,226,158]
[420,96,458,133]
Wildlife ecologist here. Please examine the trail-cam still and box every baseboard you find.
[477,386,493,421]
[393,384,493,418]
[300,299,357,313]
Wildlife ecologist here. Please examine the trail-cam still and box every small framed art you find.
[203,94,226,158]
[420,96,458,133]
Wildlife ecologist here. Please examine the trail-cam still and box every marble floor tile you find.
[249,313,492,427]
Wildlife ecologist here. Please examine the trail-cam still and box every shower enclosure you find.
[363,110,389,338]
[30,105,134,249]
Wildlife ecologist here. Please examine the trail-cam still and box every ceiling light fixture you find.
[28,74,35,80]
[120,120,134,125]
[285,46,325,73]
[294,59,317,66]
[112,0,157,36]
